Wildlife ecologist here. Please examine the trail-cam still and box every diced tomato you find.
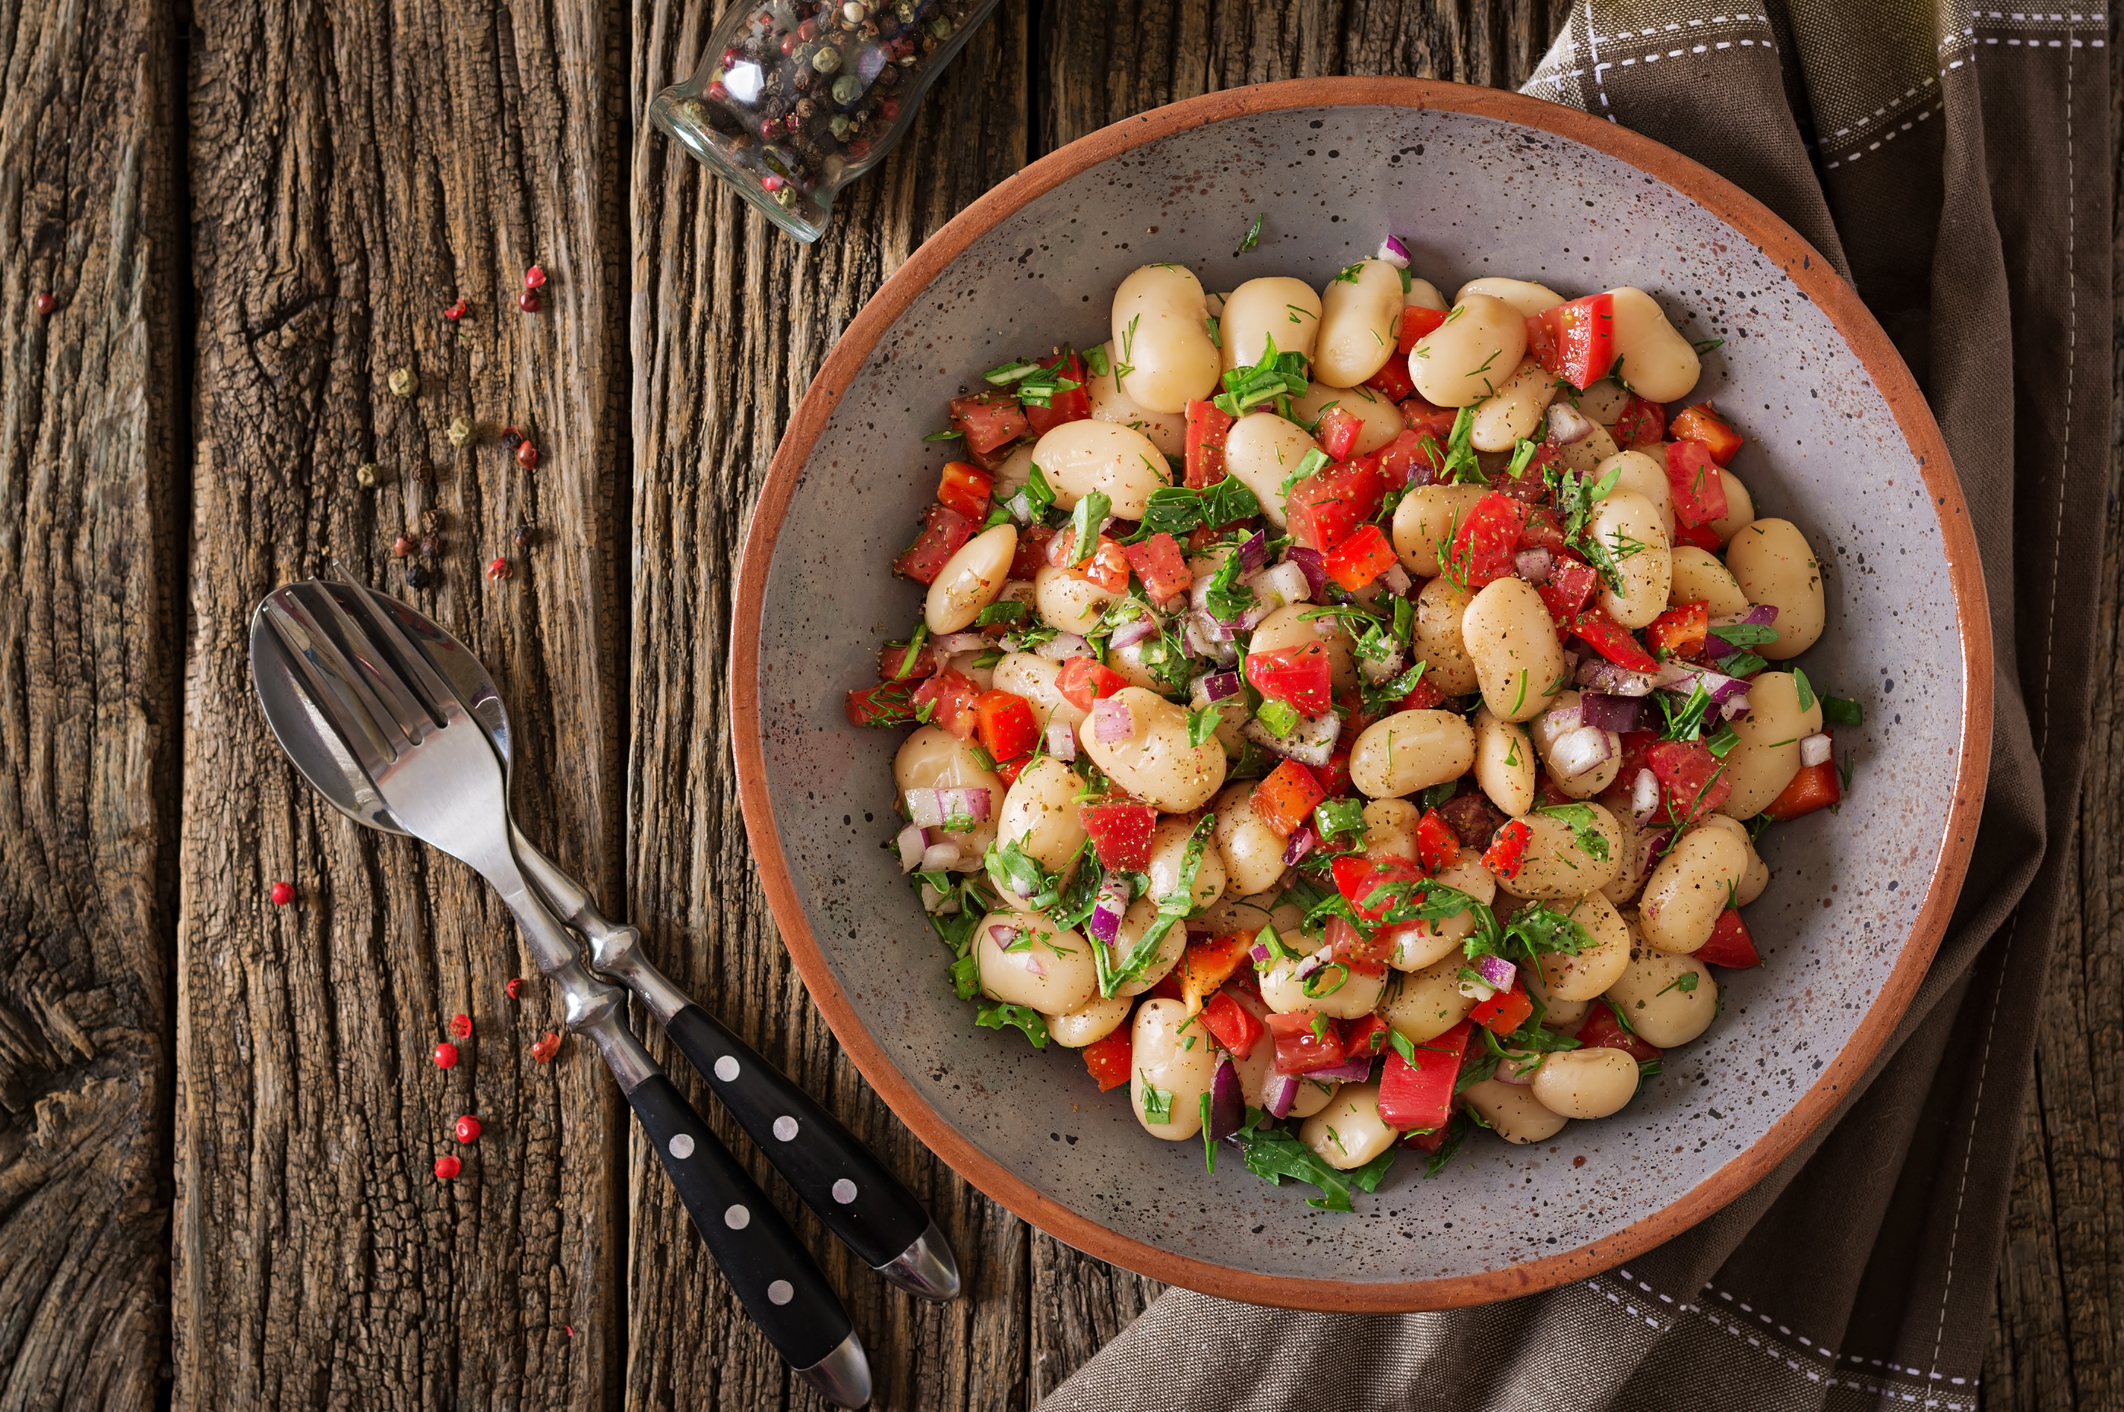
[1611,394,1666,448]
[974,690,1040,763]
[1083,1025,1134,1092]
[845,678,921,728]
[1577,1002,1662,1063]
[1199,990,1265,1059]
[1286,463,1387,552]
[1538,557,1600,623]
[1400,675,1448,711]
[1446,493,1530,589]
[1079,799,1157,871]
[1055,656,1129,712]
[1672,518,1723,551]
[911,671,982,739]
[1049,531,1132,594]
[1315,404,1364,461]
[1469,979,1534,1036]
[892,503,977,584]
[1368,427,1438,489]
[1184,400,1235,488]
[1398,305,1449,354]
[1245,641,1334,717]
[1251,759,1326,837]
[1332,853,1426,925]
[1415,809,1462,873]
[1695,909,1762,968]
[1324,913,1394,970]
[1324,523,1398,590]
[1671,402,1744,465]
[1664,439,1730,528]
[1646,600,1709,659]
[877,640,943,680]
[1123,532,1192,604]
[949,392,1032,456]
[1341,1013,1392,1059]
[1315,749,1354,800]
[1177,933,1256,1014]
[1146,968,1187,1002]
[1570,607,1659,672]
[1517,503,1571,555]
[936,461,994,519]
[1011,524,1056,578]
[1525,293,1617,390]
[1481,818,1532,879]
[1399,393,1459,445]
[1263,1011,1349,1074]
[1646,739,1734,823]
[1024,352,1091,434]
[1763,758,1842,821]
[993,756,1028,787]
[1364,352,1416,403]
[1377,1019,1471,1131]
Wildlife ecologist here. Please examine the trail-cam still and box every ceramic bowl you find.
[731,78,1989,1310]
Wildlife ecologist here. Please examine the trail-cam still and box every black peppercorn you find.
[405,563,433,589]
[511,523,534,549]
[420,508,440,533]
[501,426,524,450]
[415,461,436,485]
[420,533,441,557]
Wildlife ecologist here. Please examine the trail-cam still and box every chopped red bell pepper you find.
[974,690,1040,763]
[1570,607,1659,672]
[1024,352,1091,435]
[1610,394,1666,448]
[1323,914,1394,971]
[1525,292,1617,390]
[1646,739,1734,823]
[1664,439,1730,528]
[1398,305,1449,354]
[892,503,977,584]
[1670,402,1744,465]
[1245,641,1334,717]
[1368,427,1439,489]
[1481,817,1533,879]
[1332,853,1426,925]
[845,678,921,728]
[1314,404,1364,461]
[1177,933,1257,1013]
[1399,393,1459,445]
[1263,1011,1349,1074]
[1763,757,1842,821]
[1285,462,1387,552]
[1079,799,1157,871]
[1184,400,1235,488]
[1363,351,1416,403]
[1341,1013,1393,1058]
[1415,808,1463,873]
[1324,523,1398,590]
[1198,990,1265,1059]
[1055,656,1129,713]
[1251,759,1327,837]
[1645,600,1709,659]
[1538,557,1600,623]
[1577,1002,1662,1063]
[936,461,994,519]
[911,670,983,739]
[877,640,943,680]
[1011,524,1056,578]
[1469,979,1534,1036]
[1377,1019,1472,1131]
[949,392,1032,456]
[1400,675,1448,711]
[1517,503,1572,556]
[1672,518,1723,551]
[1446,492,1530,589]
[1694,909,1761,968]
[1123,532,1193,604]
[1082,1025,1134,1092]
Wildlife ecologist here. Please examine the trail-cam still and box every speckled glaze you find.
[732,80,1989,1310]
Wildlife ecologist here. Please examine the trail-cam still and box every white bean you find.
[1724,518,1825,659]
[1708,466,1755,544]
[1214,782,1292,897]
[1590,490,1672,629]
[992,652,1086,729]
[996,757,1089,874]
[895,726,1003,861]
[1380,855,1496,970]
[1130,998,1221,1140]
[1509,805,1624,899]
[1290,381,1405,455]
[1393,484,1489,577]
[1315,259,1406,386]
[1301,1083,1400,1170]
[1409,294,1528,408]
[1382,954,1478,1042]
[1032,563,1117,634]
[1221,277,1323,371]
[1111,264,1221,413]
[1594,449,1673,536]
[1578,379,1633,425]
[1695,814,1770,905]
[1078,687,1227,812]
[1604,947,1718,1047]
[1221,412,1317,528]
[1249,602,1357,692]
[1472,707,1536,816]
[1030,418,1170,520]
[1455,276,1565,317]
[1717,671,1824,819]
[1470,356,1559,453]
[1405,278,1449,312]
[1668,546,1751,615]
[975,909,1098,1015]
[1530,892,1633,1001]
[1556,418,1620,478]
[1146,816,1227,913]
[925,522,1017,633]
[1529,1047,1640,1119]
[1410,575,1479,695]
[1045,994,1131,1048]
[1461,577,1568,723]
[1258,954,1387,1019]
[1086,340,1187,454]
[1461,1077,1569,1143]
[1348,709,1477,799]
[1605,287,1701,402]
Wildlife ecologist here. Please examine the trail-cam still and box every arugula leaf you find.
[1231,1123,1396,1210]
[1069,492,1112,567]
[1792,667,1816,713]
[1100,816,1216,995]
[1537,803,1611,862]
[1188,705,1223,748]
[1720,651,1769,678]
[976,600,1026,626]
[1440,406,1483,484]
[1006,461,1058,524]
[1134,478,1263,539]
[1140,1077,1174,1124]
[1202,546,1256,623]
[976,1001,1051,1048]
[1822,694,1864,727]
[1235,212,1266,255]
[984,836,1065,913]
[1313,797,1367,845]
[1424,1112,1472,1176]
[1709,622,1779,648]
[1211,333,1312,418]
[1201,1091,1217,1173]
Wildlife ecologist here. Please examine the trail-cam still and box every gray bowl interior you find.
[752,105,1960,1289]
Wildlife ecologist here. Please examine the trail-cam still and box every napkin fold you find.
[1045,4,2111,1406]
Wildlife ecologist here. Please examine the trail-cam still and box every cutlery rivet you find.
[772,1116,799,1141]
[832,1178,858,1204]
[723,1203,750,1230]
[34,292,57,316]
[524,265,547,290]
[531,1032,561,1063]
[670,1133,695,1159]
[515,440,539,469]
[506,977,523,1000]
[269,881,295,906]
[455,1115,482,1144]
[388,366,419,399]
[391,535,413,558]
[450,1012,473,1039]
[713,1056,740,1081]
[768,1280,794,1305]
[433,1041,459,1069]
[434,1155,462,1180]
[447,414,476,447]
[517,290,540,314]
[404,563,434,590]
[485,557,511,583]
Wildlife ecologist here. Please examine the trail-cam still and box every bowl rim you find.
[730,76,1993,1312]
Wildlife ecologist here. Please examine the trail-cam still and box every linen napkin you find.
[1042,4,2112,1406]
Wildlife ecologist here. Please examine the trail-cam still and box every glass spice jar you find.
[649,0,999,242]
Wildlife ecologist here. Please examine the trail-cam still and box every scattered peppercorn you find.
[530,1032,562,1064]
[516,441,539,469]
[433,1041,459,1069]
[510,523,534,549]
[443,298,467,321]
[388,366,419,398]
[420,508,440,533]
[506,977,524,1000]
[391,535,413,558]
[501,426,524,450]
[524,265,547,290]
[448,415,476,447]
[434,1155,463,1180]
[269,881,296,906]
[518,291,540,313]
[405,562,434,589]
[415,460,436,485]
[355,462,380,488]
[486,557,511,582]
[454,1115,483,1144]
[419,533,441,558]
[34,292,56,316]
[450,1012,473,1039]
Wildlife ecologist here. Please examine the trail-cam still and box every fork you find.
[257,582,871,1408]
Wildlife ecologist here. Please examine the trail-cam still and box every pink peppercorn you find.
[434,1155,462,1180]
[269,881,295,906]
[433,1041,459,1069]
[455,1115,482,1144]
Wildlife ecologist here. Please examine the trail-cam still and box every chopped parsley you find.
[1211,334,1312,418]
[1822,694,1864,727]
[1709,622,1779,649]
[1792,667,1816,713]
[976,1001,1051,1048]
[1069,491,1111,566]
[1235,212,1266,255]
[1139,1077,1174,1124]
[1188,705,1224,748]
[1134,476,1262,539]
[1230,1116,1396,1211]
[1537,803,1611,862]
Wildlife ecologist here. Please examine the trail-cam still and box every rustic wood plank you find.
[0,0,182,1406]
[623,2,1035,1408]
[172,0,633,1404]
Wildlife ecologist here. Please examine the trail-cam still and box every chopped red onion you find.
[1473,953,1517,991]
[1705,603,1779,661]
[1630,768,1660,822]
[1209,1058,1246,1141]
[897,823,928,871]
[1309,1055,1376,1084]
[1578,691,1647,734]
[1109,615,1159,649]
[1263,1071,1303,1119]
[1195,670,1242,702]
[1800,731,1834,768]
[936,787,992,825]
[1514,547,1554,585]
[1637,827,1674,878]
[1089,874,1129,944]
[1046,720,1077,761]
[1551,725,1615,778]
[990,923,1023,949]
[1357,641,1408,686]
[1237,529,1271,575]
[1492,1053,1535,1086]
[1546,400,1596,445]
[905,789,944,829]
[1541,700,1582,732]
[1019,952,1046,977]
[1282,824,1318,866]
[1654,660,1750,705]
[1251,559,1313,609]
[921,840,962,871]
[1721,692,1753,720]
[1293,947,1328,981]
[932,631,989,655]
[1245,710,1340,768]
[1282,547,1327,600]
[1250,942,1272,963]
[1380,562,1413,595]
[1187,609,1233,644]
[1036,632,1094,661]
[1091,696,1137,743]
[1376,235,1412,268]
[1238,600,1279,632]
[1577,657,1658,697]
[1184,615,1239,664]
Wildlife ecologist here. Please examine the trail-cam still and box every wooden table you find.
[1,0,2114,1405]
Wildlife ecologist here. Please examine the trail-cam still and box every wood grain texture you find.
[0,0,182,1406]
[623,3,1035,1408]
[172,0,632,1405]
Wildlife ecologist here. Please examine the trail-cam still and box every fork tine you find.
[258,591,405,778]
[300,582,447,744]
[324,577,474,728]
